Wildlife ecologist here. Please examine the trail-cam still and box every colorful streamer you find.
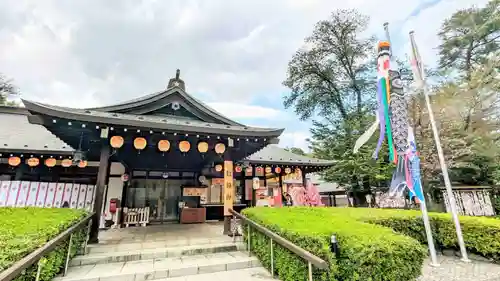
[354,39,425,203]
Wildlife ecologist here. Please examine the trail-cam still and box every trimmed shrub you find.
[0,208,88,281]
[242,207,500,281]
[242,207,427,281]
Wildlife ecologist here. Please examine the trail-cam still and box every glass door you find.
[162,180,181,221]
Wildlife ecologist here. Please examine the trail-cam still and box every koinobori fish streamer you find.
[353,41,424,202]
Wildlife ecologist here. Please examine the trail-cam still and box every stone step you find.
[56,251,260,281]
[87,237,235,254]
[156,267,274,281]
[72,243,245,266]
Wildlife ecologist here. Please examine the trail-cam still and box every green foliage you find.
[282,9,376,121]
[437,0,500,79]
[0,74,18,106]
[311,111,394,190]
[0,208,88,281]
[243,207,500,281]
[242,207,426,281]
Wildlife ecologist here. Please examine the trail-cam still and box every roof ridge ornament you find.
[167,69,186,91]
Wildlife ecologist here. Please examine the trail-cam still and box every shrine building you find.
[0,70,334,242]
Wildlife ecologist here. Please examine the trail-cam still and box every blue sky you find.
[0,0,490,151]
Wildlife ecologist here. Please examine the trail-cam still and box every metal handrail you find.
[229,209,328,281]
[0,212,94,281]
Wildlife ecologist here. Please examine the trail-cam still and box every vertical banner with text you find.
[223,161,234,216]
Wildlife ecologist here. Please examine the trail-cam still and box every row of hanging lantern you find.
[109,136,227,154]
[213,164,299,174]
[7,156,87,168]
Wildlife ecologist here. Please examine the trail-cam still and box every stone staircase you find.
[55,239,273,281]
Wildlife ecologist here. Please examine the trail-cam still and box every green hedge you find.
[0,208,88,281]
[242,207,500,281]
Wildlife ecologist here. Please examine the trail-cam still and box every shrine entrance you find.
[127,178,184,223]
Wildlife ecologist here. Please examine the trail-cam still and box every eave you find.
[22,99,284,138]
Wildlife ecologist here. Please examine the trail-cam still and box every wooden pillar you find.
[223,139,234,235]
[251,166,256,207]
[89,136,111,244]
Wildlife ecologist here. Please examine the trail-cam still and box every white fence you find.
[122,207,150,227]
[0,180,96,211]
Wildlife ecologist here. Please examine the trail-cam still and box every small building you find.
[0,70,334,242]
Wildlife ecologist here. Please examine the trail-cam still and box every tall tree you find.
[437,0,500,80]
[0,74,18,106]
[283,9,376,123]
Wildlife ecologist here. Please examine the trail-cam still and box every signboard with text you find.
[223,161,234,216]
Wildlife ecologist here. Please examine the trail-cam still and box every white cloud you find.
[0,0,484,137]
[278,131,312,151]
[206,102,285,120]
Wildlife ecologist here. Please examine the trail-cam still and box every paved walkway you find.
[419,256,500,281]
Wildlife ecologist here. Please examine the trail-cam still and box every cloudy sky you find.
[0,0,489,150]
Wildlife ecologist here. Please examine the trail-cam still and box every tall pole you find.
[385,22,438,266]
[409,31,469,262]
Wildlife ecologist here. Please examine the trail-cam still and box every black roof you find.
[22,99,284,138]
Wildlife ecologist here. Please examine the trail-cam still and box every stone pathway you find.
[156,267,273,281]
[419,256,500,281]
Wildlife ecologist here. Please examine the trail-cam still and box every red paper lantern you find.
[235,166,242,173]
[179,140,191,152]
[8,156,21,167]
[61,159,72,167]
[197,141,208,153]
[158,140,171,152]
[134,137,147,150]
[215,164,223,172]
[110,136,124,149]
[275,167,282,174]
[214,143,226,154]
[78,160,88,168]
[45,158,56,168]
[27,157,40,167]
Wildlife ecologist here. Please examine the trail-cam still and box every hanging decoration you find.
[110,136,124,149]
[285,167,291,174]
[265,167,272,174]
[246,167,253,174]
[215,164,223,172]
[134,137,147,151]
[197,141,209,153]
[8,156,21,167]
[158,140,171,153]
[27,157,40,167]
[77,160,88,168]
[256,166,263,173]
[61,159,72,168]
[45,158,56,168]
[214,143,226,154]
[235,166,242,173]
[179,140,191,153]
[275,167,282,174]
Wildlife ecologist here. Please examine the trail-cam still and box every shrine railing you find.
[229,209,328,281]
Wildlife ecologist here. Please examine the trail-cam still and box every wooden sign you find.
[223,160,233,216]
[183,187,206,197]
